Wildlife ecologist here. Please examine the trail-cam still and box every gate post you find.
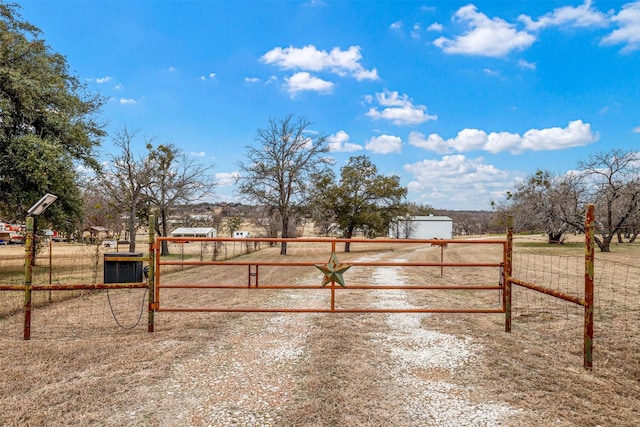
[504,216,513,333]
[148,215,156,333]
[584,205,595,370]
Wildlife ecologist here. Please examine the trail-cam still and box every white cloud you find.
[601,1,640,52]
[190,151,206,157]
[408,131,450,154]
[519,0,610,31]
[114,83,123,91]
[285,72,334,97]
[215,171,240,187]
[365,134,402,154]
[434,5,535,57]
[245,77,260,83]
[427,22,443,32]
[209,73,216,78]
[96,76,112,84]
[261,44,379,81]
[403,155,521,210]
[327,131,363,152]
[409,120,598,154]
[366,89,437,126]
[411,23,422,39]
[119,98,137,105]
[390,20,402,30]
[633,126,640,133]
[520,120,599,151]
[168,66,176,72]
[518,59,537,70]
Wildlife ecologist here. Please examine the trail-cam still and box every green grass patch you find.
[515,241,583,249]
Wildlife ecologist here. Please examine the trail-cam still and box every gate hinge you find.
[150,303,159,310]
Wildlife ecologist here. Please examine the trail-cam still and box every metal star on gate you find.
[315,252,351,287]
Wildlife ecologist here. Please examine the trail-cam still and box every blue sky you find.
[18,0,640,210]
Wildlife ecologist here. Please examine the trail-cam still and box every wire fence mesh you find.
[511,251,640,373]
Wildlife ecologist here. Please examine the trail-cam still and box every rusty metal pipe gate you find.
[150,207,595,369]
[7,211,595,369]
[151,237,507,315]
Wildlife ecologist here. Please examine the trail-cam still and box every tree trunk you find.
[547,231,564,244]
[160,208,170,256]
[128,204,136,253]
[280,214,288,255]
[344,226,355,253]
[595,235,611,252]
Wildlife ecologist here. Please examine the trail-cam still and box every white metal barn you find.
[170,227,217,238]
[390,215,453,239]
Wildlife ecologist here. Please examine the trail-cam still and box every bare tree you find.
[578,149,640,252]
[252,205,280,240]
[144,143,215,255]
[80,179,122,238]
[498,170,585,243]
[224,215,244,237]
[237,115,331,255]
[99,128,153,252]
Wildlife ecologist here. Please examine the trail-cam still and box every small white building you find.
[390,215,453,239]
[171,227,217,238]
[233,231,251,238]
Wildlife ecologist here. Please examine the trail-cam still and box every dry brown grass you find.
[0,236,639,426]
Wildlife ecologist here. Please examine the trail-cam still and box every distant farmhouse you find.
[390,215,453,240]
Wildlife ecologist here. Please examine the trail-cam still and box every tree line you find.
[494,148,640,252]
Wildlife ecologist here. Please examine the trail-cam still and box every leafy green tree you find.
[0,3,105,226]
[237,115,331,255]
[313,155,407,252]
[406,202,435,216]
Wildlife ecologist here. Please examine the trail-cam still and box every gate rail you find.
[152,236,507,315]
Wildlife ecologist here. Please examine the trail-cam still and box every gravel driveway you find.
[120,251,524,426]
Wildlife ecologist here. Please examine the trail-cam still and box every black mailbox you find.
[104,252,144,283]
